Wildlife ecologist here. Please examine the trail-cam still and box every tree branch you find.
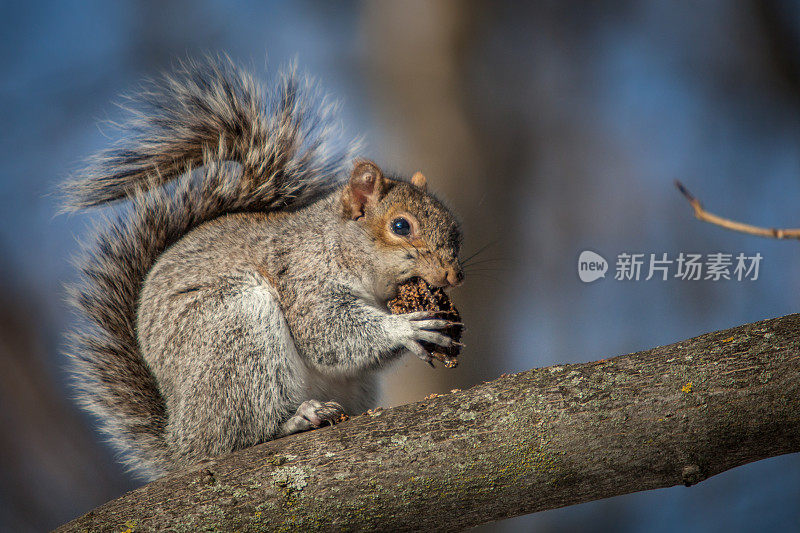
[676,180,800,239]
[59,314,800,532]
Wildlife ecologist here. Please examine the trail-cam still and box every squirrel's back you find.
[65,58,356,478]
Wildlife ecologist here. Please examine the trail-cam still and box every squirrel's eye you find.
[390,217,412,236]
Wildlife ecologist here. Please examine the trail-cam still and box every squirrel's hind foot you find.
[279,399,348,436]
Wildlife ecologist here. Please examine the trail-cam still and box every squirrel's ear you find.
[342,160,386,219]
[411,171,427,191]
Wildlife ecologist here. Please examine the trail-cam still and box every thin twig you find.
[675,180,800,240]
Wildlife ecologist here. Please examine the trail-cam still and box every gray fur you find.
[66,59,462,479]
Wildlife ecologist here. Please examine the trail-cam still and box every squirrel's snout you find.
[422,267,462,289]
[433,267,463,288]
[446,267,464,287]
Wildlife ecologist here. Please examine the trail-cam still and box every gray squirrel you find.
[64,59,464,480]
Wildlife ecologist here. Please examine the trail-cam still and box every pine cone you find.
[388,277,463,368]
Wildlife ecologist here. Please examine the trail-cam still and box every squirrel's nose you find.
[446,268,463,287]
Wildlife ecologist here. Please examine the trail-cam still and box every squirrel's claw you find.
[279,399,348,436]
[403,339,433,364]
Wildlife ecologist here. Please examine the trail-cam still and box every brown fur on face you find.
[342,160,463,289]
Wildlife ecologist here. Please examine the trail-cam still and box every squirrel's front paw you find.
[389,311,462,364]
[279,399,348,436]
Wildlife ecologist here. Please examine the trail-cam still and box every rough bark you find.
[58,314,800,532]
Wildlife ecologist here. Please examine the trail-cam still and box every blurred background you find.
[2,1,800,531]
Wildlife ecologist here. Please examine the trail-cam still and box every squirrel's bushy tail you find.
[65,58,355,478]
